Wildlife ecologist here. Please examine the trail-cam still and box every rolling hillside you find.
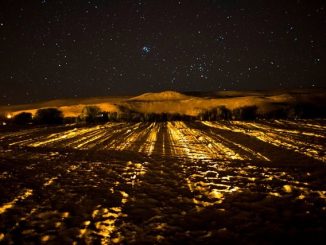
[0,89,325,118]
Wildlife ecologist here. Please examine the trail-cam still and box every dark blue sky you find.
[0,0,325,105]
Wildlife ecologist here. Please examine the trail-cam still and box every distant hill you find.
[129,91,192,101]
[1,89,325,118]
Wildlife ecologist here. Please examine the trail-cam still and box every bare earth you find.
[0,120,326,244]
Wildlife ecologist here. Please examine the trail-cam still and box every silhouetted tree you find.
[34,108,63,124]
[198,106,232,121]
[80,106,102,123]
[129,113,142,122]
[108,112,118,121]
[287,103,326,119]
[232,106,258,120]
[63,117,77,124]
[13,112,32,125]
[261,108,288,119]
[100,112,109,122]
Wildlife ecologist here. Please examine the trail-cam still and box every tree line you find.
[2,103,325,126]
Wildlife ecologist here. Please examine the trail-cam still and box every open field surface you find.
[0,120,326,244]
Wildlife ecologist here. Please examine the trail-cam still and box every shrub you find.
[287,103,326,119]
[13,112,32,125]
[198,106,232,121]
[100,112,109,122]
[34,108,63,124]
[63,117,77,124]
[80,106,102,123]
[107,112,118,121]
[232,106,258,120]
[259,107,289,119]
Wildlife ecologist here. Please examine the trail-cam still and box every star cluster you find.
[0,0,325,105]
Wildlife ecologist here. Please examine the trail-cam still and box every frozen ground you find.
[0,120,325,244]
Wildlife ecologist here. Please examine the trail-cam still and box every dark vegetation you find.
[198,106,232,121]
[12,112,33,125]
[1,103,326,126]
[34,108,64,125]
[78,106,105,123]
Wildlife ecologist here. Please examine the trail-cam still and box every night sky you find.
[0,0,325,105]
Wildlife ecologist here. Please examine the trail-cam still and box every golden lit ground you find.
[0,120,326,244]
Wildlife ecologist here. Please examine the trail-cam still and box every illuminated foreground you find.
[0,120,325,244]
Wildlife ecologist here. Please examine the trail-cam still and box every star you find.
[0,0,324,105]
[141,46,151,54]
